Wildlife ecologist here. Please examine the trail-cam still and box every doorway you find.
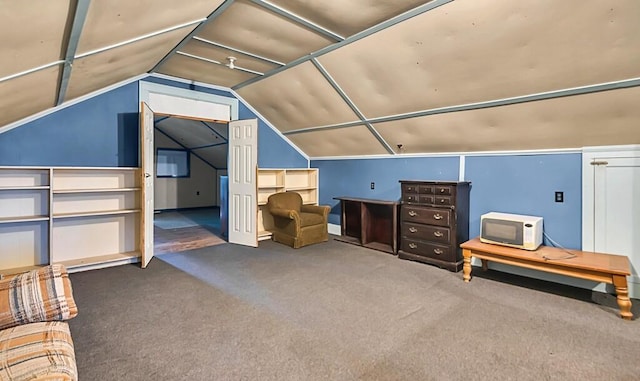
[152,114,229,254]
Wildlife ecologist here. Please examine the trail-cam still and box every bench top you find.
[461,237,631,276]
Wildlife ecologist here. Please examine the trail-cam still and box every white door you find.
[140,102,155,267]
[592,155,640,297]
[228,119,258,247]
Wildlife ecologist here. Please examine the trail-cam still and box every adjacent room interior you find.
[0,1,639,380]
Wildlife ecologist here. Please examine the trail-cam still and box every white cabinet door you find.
[589,153,640,297]
[228,119,258,247]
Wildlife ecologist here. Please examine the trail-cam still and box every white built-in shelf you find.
[0,215,49,224]
[257,168,319,241]
[52,209,141,219]
[56,251,140,270]
[1,166,142,274]
[0,265,42,278]
[52,187,141,194]
[0,186,50,191]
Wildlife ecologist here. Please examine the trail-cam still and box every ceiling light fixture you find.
[227,56,236,70]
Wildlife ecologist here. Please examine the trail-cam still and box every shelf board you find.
[363,241,395,254]
[52,187,141,194]
[258,230,272,239]
[52,209,141,219]
[55,251,140,270]
[0,264,43,278]
[0,215,49,224]
[287,186,316,191]
[0,185,49,191]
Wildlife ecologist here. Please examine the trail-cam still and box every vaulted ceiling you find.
[1,0,639,158]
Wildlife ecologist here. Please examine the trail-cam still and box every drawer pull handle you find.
[433,231,443,237]
[440,199,446,203]
[434,248,444,255]
[440,188,445,193]
[433,213,443,220]
[408,210,417,217]
[409,243,418,249]
[409,227,418,233]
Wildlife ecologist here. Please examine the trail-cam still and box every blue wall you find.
[0,82,139,167]
[312,153,582,249]
[0,77,306,169]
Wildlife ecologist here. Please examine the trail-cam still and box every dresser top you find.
[399,180,471,185]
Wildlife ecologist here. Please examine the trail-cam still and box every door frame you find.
[139,81,241,260]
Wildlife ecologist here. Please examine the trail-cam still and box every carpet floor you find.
[68,237,640,380]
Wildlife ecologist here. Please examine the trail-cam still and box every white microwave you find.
[480,212,543,250]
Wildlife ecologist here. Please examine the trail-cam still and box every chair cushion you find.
[299,212,325,227]
[0,265,78,331]
[0,321,77,381]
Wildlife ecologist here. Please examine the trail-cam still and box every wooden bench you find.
[460,237,633,320]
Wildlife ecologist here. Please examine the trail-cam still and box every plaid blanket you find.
[0,265,78,331]
[0,321,76,381]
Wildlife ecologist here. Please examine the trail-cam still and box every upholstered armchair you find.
[266,191,330,248]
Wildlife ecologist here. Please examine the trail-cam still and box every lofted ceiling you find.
[155,115,228,169]
[1,0,639,158]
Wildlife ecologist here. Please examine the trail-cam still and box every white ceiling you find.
[1,0,639,157]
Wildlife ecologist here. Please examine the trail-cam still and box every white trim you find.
[458,155,466,181]
[310,147,582,161]
[328,223,341,236]
[0,60,64,83]
[139,81,238,120]
[582,144,640,153]
[75,19,206,59]
[0,73,149,135]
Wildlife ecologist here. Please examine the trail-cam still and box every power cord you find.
[541,231,577,261]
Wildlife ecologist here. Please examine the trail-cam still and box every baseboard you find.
[328,223,341,236]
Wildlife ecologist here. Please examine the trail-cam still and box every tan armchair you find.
[266,191,330,248]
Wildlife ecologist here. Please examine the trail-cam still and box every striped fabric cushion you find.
[0,265,78,331]
[0,321,77,381]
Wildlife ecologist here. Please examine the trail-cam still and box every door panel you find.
[228,119,258,247]
[140,102,155,267]
[593,156,640,295]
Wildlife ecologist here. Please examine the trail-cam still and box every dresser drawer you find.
[401,239,453,261]
[401,206,451,227]
[419,195,435,204]
[418,185,434,194]
[403,193,419,203]
[402,223,450,244]
[435,186,452,195]
[402,184,419,194]
[434,196,452,206]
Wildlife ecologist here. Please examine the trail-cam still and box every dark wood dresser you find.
[398,180,470,272]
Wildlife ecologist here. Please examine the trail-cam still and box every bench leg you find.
[613,275,633,320]
[463,249,472,282]
[481,259,489,271]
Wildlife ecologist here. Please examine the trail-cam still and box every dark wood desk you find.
[334,197,400,254]
[461,237,633,320]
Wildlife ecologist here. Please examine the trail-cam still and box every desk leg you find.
[613,275,633,320]
[481,259,488,271]
[462,249,472,282]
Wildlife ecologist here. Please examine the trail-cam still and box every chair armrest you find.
[269,208,300,222]
[0,264,78,330]
[301,204,330,218]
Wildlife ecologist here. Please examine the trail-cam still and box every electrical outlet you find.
[555,191,563,203]
[370,182,375,190]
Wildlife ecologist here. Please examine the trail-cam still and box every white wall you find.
[154,133,218,210]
